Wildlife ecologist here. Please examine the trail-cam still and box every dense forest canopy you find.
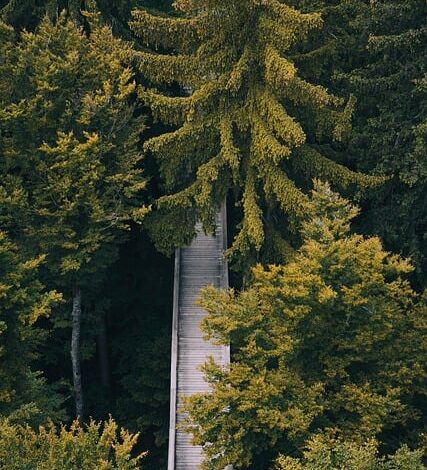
[0,0,425,469]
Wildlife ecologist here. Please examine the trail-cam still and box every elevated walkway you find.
[168,205,230,469]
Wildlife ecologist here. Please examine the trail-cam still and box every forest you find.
[0,0,425,469]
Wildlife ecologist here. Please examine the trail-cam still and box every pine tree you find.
[130,0,381,265]
[0,13,147,420]
[183,181,426,469]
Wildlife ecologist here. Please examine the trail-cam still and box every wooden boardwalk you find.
[168,205,230,470]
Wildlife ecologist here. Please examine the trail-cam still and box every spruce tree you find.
[291,0,426,284]
[130,0,381,265]
[184,181,426,469]
[0,14,147,420]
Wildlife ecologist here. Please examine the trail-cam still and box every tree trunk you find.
[45,0,58,22]
[97,316,110,391]
[68,0,83,26]
[71,287,84,422]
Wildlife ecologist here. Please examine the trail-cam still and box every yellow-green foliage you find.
[0,13,147,287]
[276,435,425,470]
[0,16,148,424]
[0,231,63,422]
[183,181,426,469]
[0,418,145,469]
[131,0,382,259]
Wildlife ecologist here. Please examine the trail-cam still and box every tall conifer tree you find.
[0,14,147,420]
[130,0,381,264]
[291,0,426,283]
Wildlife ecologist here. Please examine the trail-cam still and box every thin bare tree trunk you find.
[71,287,84,422]
[68,0,84,26]
[97,316,110,390]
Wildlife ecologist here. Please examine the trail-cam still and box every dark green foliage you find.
[292,0,427,285]
[102,232,173,469]
[30,231,174,468]
[344,0,427,286]
[0,0,173,32]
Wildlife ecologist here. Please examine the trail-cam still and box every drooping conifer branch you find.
[293,146,385,190]
[132,0,381,261]
[129,9,201,51]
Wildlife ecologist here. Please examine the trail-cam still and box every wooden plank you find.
[168,203,231,469]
